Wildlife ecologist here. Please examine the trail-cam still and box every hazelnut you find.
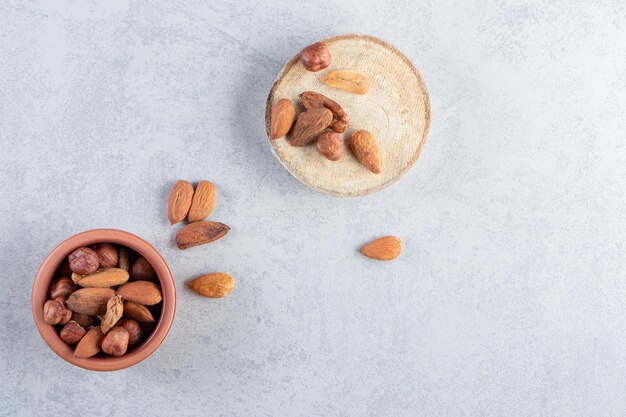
[119,318,143,346]
[299,42,331,72]
[95,243,118,268]
[59,321,86,344]
[129,257,155,281]
[71,312,97,328]
[101,326,129,357]
[316,131,344,161]
[49,276,79,299]
[43,299,72,325]
[68,247,99,275]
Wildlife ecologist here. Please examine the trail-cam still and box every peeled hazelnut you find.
[59,321,86,344]
[299,42,331,72]
[117,247,130,271]
[71,312,97,328]
[68,247,99,275]
[95,243,118,268]
[43,299,72,325]
[49,276,79,299]
[119,318,143,346]
[129,257,155,281]
[316,131,344,161]
[101,326,129,357]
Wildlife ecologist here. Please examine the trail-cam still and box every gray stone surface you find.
[1,1,625,416]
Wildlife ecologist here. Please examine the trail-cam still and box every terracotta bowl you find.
[32,229,176,371]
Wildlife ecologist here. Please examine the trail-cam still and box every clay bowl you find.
[32,229,176,371]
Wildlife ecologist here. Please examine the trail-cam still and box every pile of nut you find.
[44,244,161,358]
[270,41,382,174]
[167,180,235,298]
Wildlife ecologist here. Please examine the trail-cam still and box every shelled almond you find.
[44,243,163,358]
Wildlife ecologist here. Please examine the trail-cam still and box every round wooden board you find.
[265,34,430,197]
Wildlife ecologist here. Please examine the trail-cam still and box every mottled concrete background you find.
[1,1,625,416]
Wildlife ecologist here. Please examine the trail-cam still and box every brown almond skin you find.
[123,301,156,323]
[350,129,382,174]
[270,98,296,139]
[49,276,79,299]
[167,180,194,225]
[300,91,349,133]
[72,268,130,288]
[129,257,156,281]
[299,42,331,72]
[117,281,162,305]
[360,236,403,261]
[290,108,333,146]
[66,288,116,316]
[175,221,230,250]
[101,326,129,357]
[74,327,104,358]
[60,321,86,344]
[119,319,143,346]
[189,273,235,298]
[187,180,216,223]
[68,247,99,275]
[316,131,343,161]
[95,243,118,268]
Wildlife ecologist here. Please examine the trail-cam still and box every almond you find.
[123,301,156,323]
[167,180,194,225]
[323,70,370,94]
[101,295,124,334]
[350,129,382,174]
[189,273,235,298]
[74,327,104,358]
[360,236,403,261]
[66,288,116,316]
[300,91,349,133]
[270,98,296,139]
[290,108,333,146]
[316,131,343,161]
[175,221,230,250]
[72,268,129,288]
[117,281,162,305]
[187,180,216,223]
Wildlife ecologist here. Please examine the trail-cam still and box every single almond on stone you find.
[189,273,235,298]
[167,180,194,225]
[117,281,162,305]
[123,301,156,323]
[187,180,216,223]
[360,236,403,261]
[66,288,116,316]
[350,129,382,174]
[290,108,333,146]
[175,221,230,250]
[323,70,370,94]
[101,295,124,334]
[316,131,343,161]
[270,98,296,139]
[74,327,104,358]
[72,268,129,288]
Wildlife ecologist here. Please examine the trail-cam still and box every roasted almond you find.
[66,288,116,316]
[290,108,333,146]
[123,301,156,323]
[117,281,162,305]
[74,327,104,358]
[101,295,124,334]
[270,98,296,139]
[175,221,230,250]
[167,180,194,225]
[323,70,370,94]
[300,91,349,133]
[350,129,382,174]
[316,131,343,161]
[187,180,216,223]
[189,273,235,298]
[360,236,403,261]
[72,268,129,288]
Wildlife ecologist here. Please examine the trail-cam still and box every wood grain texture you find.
[265,34,430,197]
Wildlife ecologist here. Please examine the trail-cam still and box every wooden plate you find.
[265,34,430,197]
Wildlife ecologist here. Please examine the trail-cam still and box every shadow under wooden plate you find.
[265,34,430,197]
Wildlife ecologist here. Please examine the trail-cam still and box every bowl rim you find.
[32,229,176,371]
